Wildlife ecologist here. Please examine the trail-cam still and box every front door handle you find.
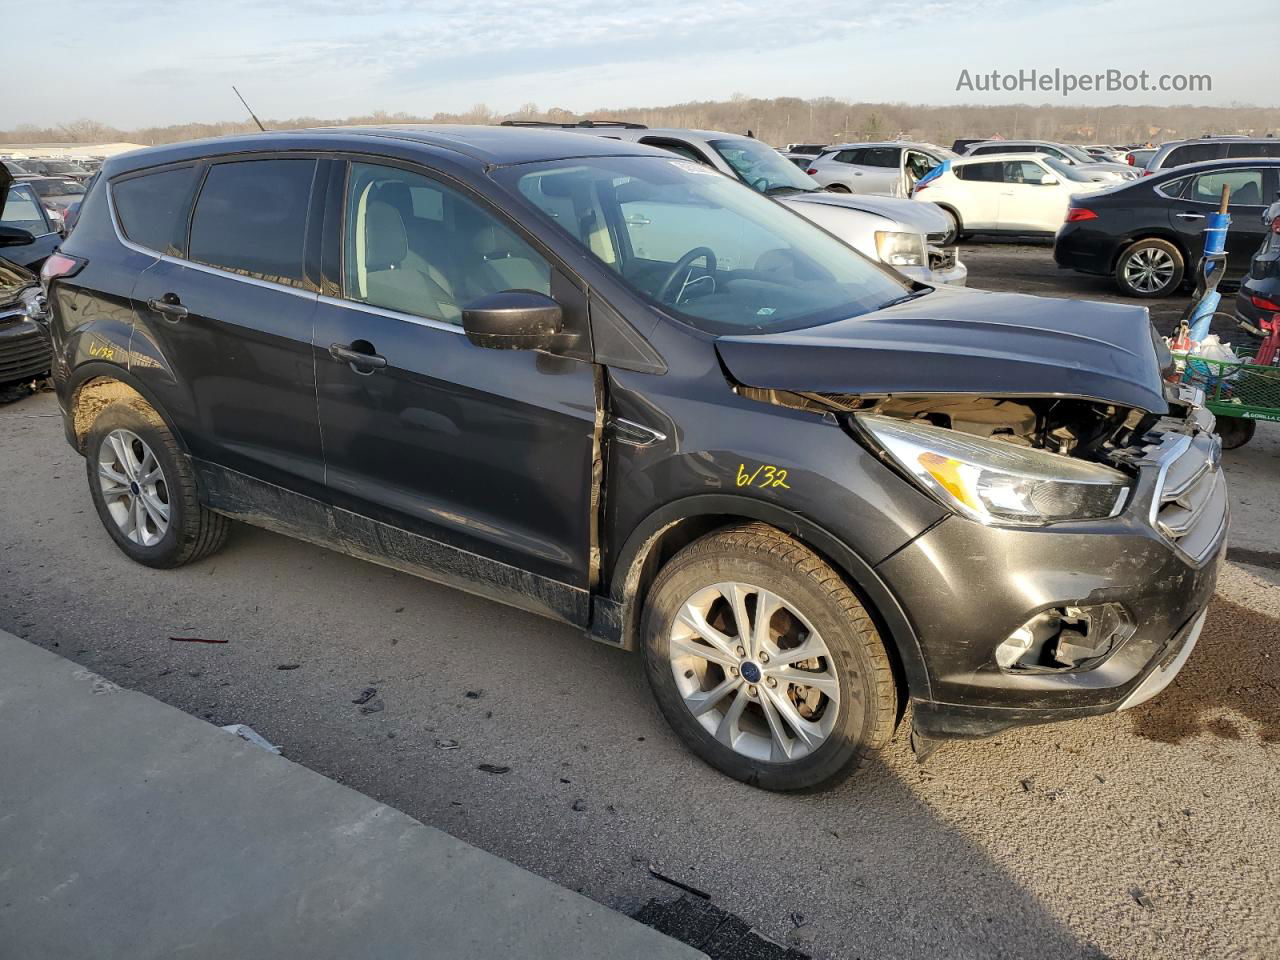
[329,342,387,372]
[1175,212,1206,221]
[146,293,188,321]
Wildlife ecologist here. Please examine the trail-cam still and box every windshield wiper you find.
[878,288,932,309]
[764,185,806,197]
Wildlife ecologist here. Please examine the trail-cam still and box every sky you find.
[10,0,1276,130]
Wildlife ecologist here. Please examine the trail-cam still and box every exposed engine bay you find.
[734,384,1210,476]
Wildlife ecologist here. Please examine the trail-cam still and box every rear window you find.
[1191,169,1265,206]
[956,162,1004,182]
[112,166,198,254]
[188,159,317,286]
[861,146,901,168]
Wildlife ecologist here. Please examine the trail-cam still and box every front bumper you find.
[0,290,52,386]
[898,248,967,287]
[877,420,1226,740]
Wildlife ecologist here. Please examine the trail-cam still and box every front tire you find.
[1115,238,1184,298]
[825,183,852,194]
[85,400,229,568]
[642,523,897,791]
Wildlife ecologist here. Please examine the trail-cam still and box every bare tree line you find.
[5,97,1277,149]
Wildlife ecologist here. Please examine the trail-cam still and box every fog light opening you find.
[995,603,1134,672]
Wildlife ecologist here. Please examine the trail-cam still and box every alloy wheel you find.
[97,428,170,547]
[1124,247,1175,294]
[669,581,840,763]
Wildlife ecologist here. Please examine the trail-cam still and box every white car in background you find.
[910,153,1110,239]
[537,123,966,285]
[960,140,1138,182]
[802,142,956,196]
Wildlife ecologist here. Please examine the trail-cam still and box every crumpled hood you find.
[782,190,952,235]
[715,285,1168,413]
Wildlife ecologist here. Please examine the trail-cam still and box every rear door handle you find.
[329,342,387,372]
[1175,212,1206,221]
[146,294,188,321]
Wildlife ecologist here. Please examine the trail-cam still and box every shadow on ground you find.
[1129,597,1280,745]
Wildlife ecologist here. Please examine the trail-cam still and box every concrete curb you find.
[0,630,705,960]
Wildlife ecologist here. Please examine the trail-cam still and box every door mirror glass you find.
[462,290,563,350]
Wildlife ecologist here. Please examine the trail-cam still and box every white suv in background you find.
[961,140,1138,182]
[537,123,967,286]
[911,153,1109,238]
[802,142,955,196]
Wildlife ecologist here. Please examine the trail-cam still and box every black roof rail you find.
[499,120,579,128]
[576,119,647,129]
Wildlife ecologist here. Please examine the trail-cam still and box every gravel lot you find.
[2,242,1277,959]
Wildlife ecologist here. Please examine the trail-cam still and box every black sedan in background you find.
[1235,199,1280,337]
[1055,157,1280,298]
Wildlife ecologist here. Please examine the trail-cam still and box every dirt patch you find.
[1130,596,1280,744]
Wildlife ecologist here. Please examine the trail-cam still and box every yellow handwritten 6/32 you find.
[736,463,790,489]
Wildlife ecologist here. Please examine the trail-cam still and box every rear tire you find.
[1114,238,1184,298]
[85,400,229,568]
[641,523,897,791]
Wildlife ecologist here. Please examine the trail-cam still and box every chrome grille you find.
[1149,430,1226,564]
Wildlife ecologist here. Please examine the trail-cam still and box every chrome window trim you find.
[316,294,465,335]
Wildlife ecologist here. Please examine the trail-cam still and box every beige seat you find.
[359,201,460,323]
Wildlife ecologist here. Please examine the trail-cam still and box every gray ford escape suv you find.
[43,126,1226,790]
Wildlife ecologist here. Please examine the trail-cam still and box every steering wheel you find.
[656,247,718,304]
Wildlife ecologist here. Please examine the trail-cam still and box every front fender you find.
[608,493,934,702]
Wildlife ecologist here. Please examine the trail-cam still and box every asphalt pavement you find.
[1,242,1277,959]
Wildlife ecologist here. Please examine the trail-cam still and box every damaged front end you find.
[735,378,1226,742]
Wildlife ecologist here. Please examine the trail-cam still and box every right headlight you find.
[856,414,1131,526]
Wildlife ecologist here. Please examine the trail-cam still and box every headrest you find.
[365,201,407,269]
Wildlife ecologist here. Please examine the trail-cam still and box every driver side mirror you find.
[0,225,35,248]
[462,290,564,351]
[1039,175,1060,186]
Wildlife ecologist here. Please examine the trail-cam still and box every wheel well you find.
[70,377,151,451]
[616,514,911,723]
[935,202,962,227]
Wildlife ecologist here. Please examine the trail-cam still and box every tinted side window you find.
[344,162,550,325]
[833,149,864,164]
[1167,143,1223,167]
[1191,169,1265,206]
[1226,142,1280,158]
[188,158,317,286]
[112,166,198,254]
[1156,176,1191,199]
[862,147,901,167]
[957,162,1004,182]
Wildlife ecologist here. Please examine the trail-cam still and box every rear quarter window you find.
[112,165,199,254]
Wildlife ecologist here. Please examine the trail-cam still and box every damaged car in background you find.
[45,127,1224,791]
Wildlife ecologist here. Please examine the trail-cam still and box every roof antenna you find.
[232,85,267,132]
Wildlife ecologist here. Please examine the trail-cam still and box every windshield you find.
[708,138,817,195]
[500,156,909,335]
[1058,145,1096,165]
[32,179,84,197]
[2,185,52,234]
[4,160,29,174]
[1042,156,1094,183]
